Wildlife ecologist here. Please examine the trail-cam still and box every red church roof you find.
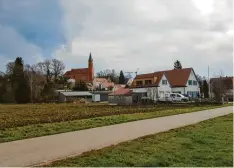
[65,68,89,76]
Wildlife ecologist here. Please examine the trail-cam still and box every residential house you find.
[131,71,170,102]
[131,68,200,101]
[113,84,126,91]
[165,68,200,97]
[210,76,233,101]
[93,78,114,91]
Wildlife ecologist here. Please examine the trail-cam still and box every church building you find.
[64,53,94,82]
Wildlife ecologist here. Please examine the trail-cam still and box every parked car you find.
[182,94,191,100]
[158,94,173,102]
[170,93,189,102]
[182,94,189,97]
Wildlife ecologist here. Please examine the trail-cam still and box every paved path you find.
[0,106,233,166]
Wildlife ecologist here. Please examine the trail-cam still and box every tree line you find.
[0,58,225,103]
[96,69,127,84]
[0,57,66,103]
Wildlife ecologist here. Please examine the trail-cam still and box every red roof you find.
[164,68,193,87]
[134,68,193,87]
[210,77,234,90]
[95,78,107,82]
[135,73,155,79]
[94,78,114,88]
[135,71,164,85]
[109,88,131,96]
[153,71,164,85]
[65,68,89,76]
[114,84,126,90]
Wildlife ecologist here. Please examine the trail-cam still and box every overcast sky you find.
[0,0,233,77]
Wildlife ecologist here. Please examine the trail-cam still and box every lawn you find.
[0,104,231,143]
[47,114,233,167]
[0,103,190,129]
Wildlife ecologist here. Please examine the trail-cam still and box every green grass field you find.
[47,114,233,167]
[0,105,229,143]
[0,103,197,129]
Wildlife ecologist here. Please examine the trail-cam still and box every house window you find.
[136,81,143,86]
[187,91,199,98]
[188,80,192,85]
[162,80,167,85]
[193,81,197,85]
[145,80,152,85]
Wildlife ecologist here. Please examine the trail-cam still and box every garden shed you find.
[58,91,92,103]
[108,88,132,105]
[92,91,112,102]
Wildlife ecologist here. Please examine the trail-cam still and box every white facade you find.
[171,87,186,94]
[132,69,200,101]
[92,94,100,102]
[157,74,171,99]
[171,70,200,97]
[131,74,171,101]
[131,87,157,101]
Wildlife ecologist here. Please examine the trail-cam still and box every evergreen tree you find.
[15,78,31,103]
[42,82,55,102]
[174,60,182,69]
[11,57,31,103]
[119,70,125,84]
[198,80,203,95]
[203,80,209,98]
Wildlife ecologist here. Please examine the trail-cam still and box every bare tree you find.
[36,62,44,75]
[51,59,65,79]
[44,59,52,82]
[0,71,5,77]
[36,59,52,82]
[146,87,158,103]
[96,69,119,83]
[6,61,15,75]
[24,64,33,102]
[210,71,228,102]
[24,64,46,102]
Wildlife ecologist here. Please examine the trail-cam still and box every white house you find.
[131,71,171,101]
[93,78,114,91]
[131,68,200,101]
[167,68,200,98]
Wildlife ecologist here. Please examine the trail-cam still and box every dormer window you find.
[145,80,152,85]
[136,81,143,86]
[162,80,167,85]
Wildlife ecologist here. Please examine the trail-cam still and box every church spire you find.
[89,52,93,62]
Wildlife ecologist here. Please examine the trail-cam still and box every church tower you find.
[88,52,94,81]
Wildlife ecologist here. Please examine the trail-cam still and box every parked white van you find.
[170,93,189,102]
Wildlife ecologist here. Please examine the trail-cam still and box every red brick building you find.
[64,53,94,82]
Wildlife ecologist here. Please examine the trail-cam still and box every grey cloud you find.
[0,25,43,67]
[57,0,233,76]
